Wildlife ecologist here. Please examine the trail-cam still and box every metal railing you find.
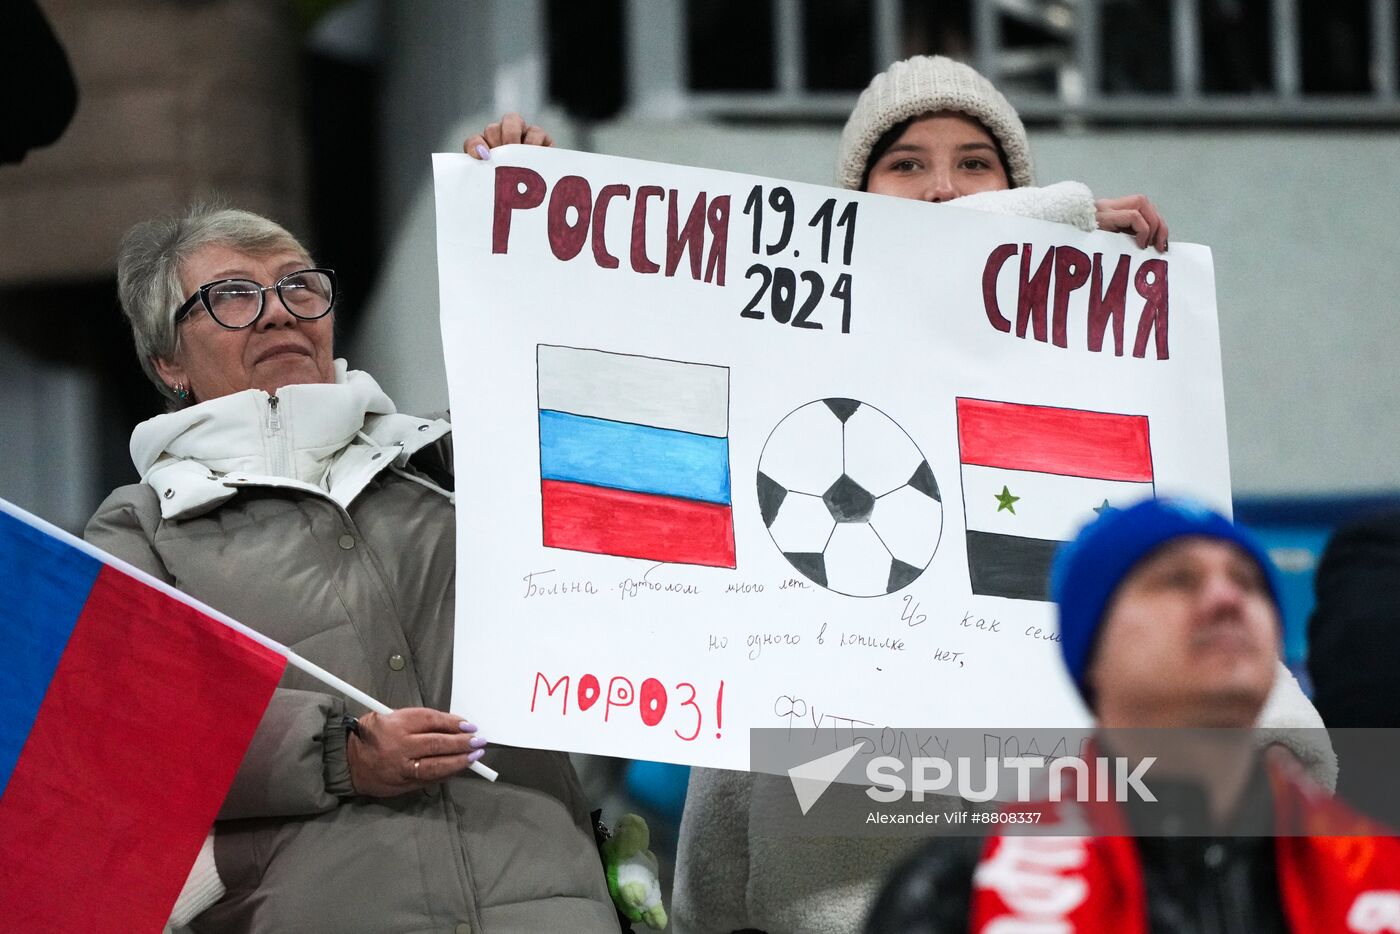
[625,0,1400,123]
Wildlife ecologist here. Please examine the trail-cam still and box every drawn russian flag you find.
[538,345,736,568]
[957,398,1155,601]
[0,500,286,933]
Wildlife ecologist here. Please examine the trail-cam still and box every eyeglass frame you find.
[173,267,339,330]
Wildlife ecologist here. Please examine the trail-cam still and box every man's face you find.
[1087,537,1280,728]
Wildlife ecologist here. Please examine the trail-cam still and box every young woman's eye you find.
[961,158,991,171]
[886,158,920,173]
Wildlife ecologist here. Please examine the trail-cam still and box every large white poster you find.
[434,146,1229,771]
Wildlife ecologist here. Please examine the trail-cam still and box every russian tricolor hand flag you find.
[0,499,285,933]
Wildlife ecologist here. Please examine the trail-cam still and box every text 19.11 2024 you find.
[740,185,859,333]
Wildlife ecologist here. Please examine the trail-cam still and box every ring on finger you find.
[413,758,420,779]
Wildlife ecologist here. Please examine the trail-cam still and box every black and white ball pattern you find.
[756,398,943,597]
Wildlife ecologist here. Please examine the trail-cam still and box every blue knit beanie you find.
[1050,497,1282,704]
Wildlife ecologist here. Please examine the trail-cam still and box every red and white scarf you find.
[970,757,1400,933]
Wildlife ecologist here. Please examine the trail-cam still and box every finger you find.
[415,752,480,783]
[409,732,482,759]
[1099,209,1150,248]
[394,707,477,734]
[500,112,527,144]
[1105,196,1168,251]
[463,134,490,160]
[1135,199,1167,251]
[523,125,550,147]
[1095,208,1130,233]
[1135,198,1162,230]
[1097,195,1137,212]
[1108,210,1150,248]
[481,121,503,148]
[1132,215,1150,249]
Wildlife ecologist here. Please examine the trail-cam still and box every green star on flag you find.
[994,485,1020,515]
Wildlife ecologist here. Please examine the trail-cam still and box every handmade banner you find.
[435,146,1229,770]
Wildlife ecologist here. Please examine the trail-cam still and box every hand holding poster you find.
[434,146,1229,771]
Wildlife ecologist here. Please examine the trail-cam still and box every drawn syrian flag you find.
[957,398,1155,601]
[537,344,736,568]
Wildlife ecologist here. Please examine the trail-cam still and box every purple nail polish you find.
[475,144,490,160]
[469,736,489,749]
[467,749,485,763]
[459,721,477,733]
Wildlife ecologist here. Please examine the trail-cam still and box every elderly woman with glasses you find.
[86,205,623,934]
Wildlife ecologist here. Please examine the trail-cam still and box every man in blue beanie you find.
[1051,497,1284,729]
[866,498,1400,934]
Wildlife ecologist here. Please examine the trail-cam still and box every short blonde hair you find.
[115,203,311,408]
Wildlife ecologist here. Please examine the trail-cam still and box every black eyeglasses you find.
[174,268,338,330]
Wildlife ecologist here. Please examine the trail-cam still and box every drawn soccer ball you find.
[756,398,943,597]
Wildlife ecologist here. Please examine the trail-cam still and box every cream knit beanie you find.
[837,55,1034,190]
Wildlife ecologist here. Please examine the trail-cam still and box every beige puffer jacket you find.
[85,369,620,934]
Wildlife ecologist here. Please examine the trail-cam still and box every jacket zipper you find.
[266,395,291,477]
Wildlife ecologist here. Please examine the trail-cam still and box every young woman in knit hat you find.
[834,54,1167,251]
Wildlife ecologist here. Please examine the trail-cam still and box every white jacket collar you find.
[131,361,450,519]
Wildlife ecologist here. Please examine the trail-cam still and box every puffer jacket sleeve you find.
[217,689,349,817]
[85,487,350,819]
